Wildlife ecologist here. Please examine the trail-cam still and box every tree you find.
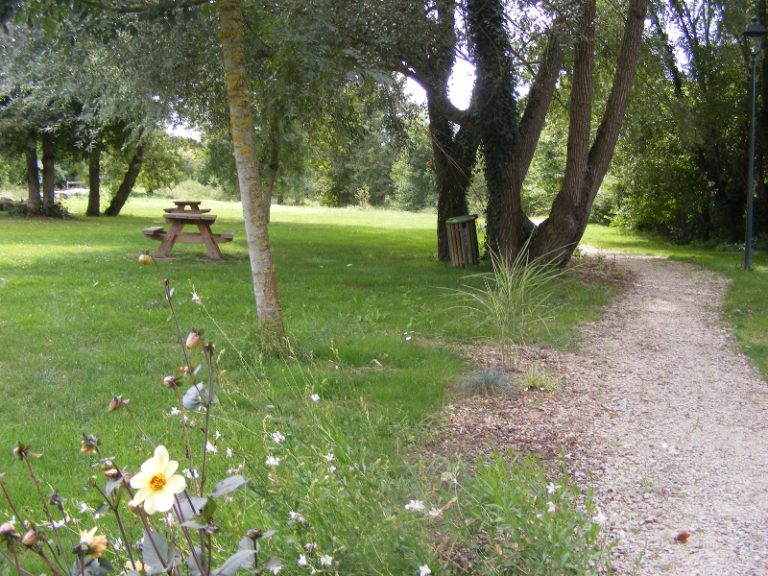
[217,0,282,332]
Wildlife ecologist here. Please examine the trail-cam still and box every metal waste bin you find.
[446,214,479,267]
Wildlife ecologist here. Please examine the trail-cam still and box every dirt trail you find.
[583,254,768,575]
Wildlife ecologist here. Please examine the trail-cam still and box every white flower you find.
[419,565,432,576]
[324,452,334,462]
[226,448,234,458]
[304,542,317,551]
[205,441,217,454]
[546,482,557,495]
[78,502,93,514]
[328,465,337,474]
[547,501,557,514]
[428,507,441,519]
[289,511,306,524]
[592,509,607,525]
[265,456,281,468]
[297,554,308,567]
[191,291,202,305]
[405,499,426,512]
[320,555,333,567]
[183,468,199,479]
[271,431,286,444]
[129,445,187,514]
[310,393,320,402]
[215,429,222,440]
[170,407,180,416]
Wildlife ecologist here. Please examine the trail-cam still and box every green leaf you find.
[213,549,256,575]
[210,475,248,497]
[179,496,208,522]
[141,529,179,573]
[182,384,202,411]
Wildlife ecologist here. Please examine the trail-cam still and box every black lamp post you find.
[744,16,766,270]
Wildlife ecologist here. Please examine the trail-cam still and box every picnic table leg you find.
[197,222,223,261]
[156,220,183,257]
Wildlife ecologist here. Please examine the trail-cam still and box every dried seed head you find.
[108,395,128,412]
[80,434,100,455]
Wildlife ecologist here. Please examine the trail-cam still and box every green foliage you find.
[8,200,68,218]
[136,133,186,194]
[444,453,608,575]
[389,115,436,211]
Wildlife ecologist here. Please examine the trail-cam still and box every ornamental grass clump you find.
[457,245,564,370]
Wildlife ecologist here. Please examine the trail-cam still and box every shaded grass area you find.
[583,226,768,378]
[0,199,618,573]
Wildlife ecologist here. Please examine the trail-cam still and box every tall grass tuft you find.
[457,246,564,370]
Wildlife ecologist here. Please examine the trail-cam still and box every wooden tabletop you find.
[164,212,217,222]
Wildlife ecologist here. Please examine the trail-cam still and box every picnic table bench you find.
[143,201,233,261]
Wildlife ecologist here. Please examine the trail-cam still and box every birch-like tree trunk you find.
[217,0,283,333]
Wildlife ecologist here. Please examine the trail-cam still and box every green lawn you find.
[0,199,619,574]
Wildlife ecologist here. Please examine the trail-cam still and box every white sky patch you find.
[404,59,476,109]
[165,122,202,141]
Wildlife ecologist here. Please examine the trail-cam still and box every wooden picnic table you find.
[142,202,233,261]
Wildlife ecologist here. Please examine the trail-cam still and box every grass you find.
[583,225,768,377]
[0,197,619,574]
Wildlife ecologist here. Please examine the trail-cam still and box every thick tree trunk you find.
[104,145,144,216]
[469,0,522,260]
[531,0,648,263]
[471,16,563,259]
[41,132,55,209]
[25,144,41,211]
[429,95,478,262]
[86,147,101,217]
[218,0,283,333]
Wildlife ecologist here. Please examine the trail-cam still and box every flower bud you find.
[21,529,39,547]
[246,528,263,540]
[0,521,18,542]
[163,375,180,389]
[137,253,153,266]
[185,330,202,350]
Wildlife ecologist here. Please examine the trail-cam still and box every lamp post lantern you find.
[744,16,766,270]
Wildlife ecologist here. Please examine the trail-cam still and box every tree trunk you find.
[218,0,283,333]
[469,0,522,260]
[25,143,41,211]
[471,14,563,260]
[104,145,144,216]
[429,94,478,262]
[86,147,101,217]
[531,0,648,263]
[41,132,55,209]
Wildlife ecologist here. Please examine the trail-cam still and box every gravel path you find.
[584,253,768,575]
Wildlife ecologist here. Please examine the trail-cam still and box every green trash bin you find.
[446,215,479,267]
